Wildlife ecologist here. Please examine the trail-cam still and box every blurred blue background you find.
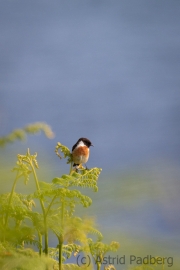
[0,0,180,268]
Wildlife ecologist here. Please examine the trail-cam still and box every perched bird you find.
[72,137,93,168]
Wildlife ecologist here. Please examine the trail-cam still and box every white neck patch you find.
[77,140,85,147]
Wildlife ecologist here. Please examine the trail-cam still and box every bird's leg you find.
[74,164,82,173]
[85,164,89,170]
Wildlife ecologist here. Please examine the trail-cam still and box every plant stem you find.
[38,231,42,256]
[29,159,49,256]
[45,194,57,218]
[58,159,72,269]
[44,218,48,255]
[4,171,21,229]
[69,161,73,174]
[96,256,101,270]
[58,235,63,270]
[59,200,64,270]
[94,255,101,270]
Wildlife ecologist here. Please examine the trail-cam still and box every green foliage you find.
[0,122,54,147]
[0,192,37,247]
[88,239,120,263]
[12,150,38,185]
[53,167,101,192]
[129,266,156,270]
[82,240,120,270]
[104,266,116,270]
[49,243,81,262]
[0,192,35,220]
[62,217,102,245]
[55,142,72,164]
[0,139,121,270]
[0,242,56,270]
[62,264,85,270]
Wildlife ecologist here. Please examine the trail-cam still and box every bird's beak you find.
[91,144,94,147]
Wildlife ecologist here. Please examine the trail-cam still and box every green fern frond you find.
[53,167,102,192]
[11,149,40,184]
[39,181,53,191]
[27,212,45,234]
[62,243,82,261]
[12,160,32,185]
[24,122,54,139]
[70,168,101,192]
[63,264,84,270]
[88,240,120,262]
[18,194,36,211]
[88,228,103,241]
[55,142,72,163]
[48,247,59,260]
[105,265,116,270]
[0,122,54,147]
[33,188,92,208]
[0,193,35,221]
[49,244,81,262]
[24,239,42,250]
[52,177,70,187]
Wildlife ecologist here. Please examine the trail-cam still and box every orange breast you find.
[72,146,89,164]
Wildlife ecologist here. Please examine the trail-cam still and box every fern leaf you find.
[53,167,101,192]
[0,122,54,147]
[55,142,72,163]
[39,181,53,190]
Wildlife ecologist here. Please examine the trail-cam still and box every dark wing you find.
[72,138,82,151]
[72,142,78,152]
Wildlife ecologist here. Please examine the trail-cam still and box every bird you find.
[72,138,93,168]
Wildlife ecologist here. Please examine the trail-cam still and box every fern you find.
[63,264,84,270]
[0,140,121,270]
[0,122,54,147]
[49,243,81,261]
[0,193,35,221]
[55,142,72,164]
[27,212,45,235]
[11,150,40,185]
[87,239,120,270]
[34,187,92,204]
[53,167,102,192]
